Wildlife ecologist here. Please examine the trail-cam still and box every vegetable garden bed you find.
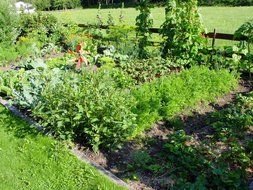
[68,78,253,189]
[1,1,253,189]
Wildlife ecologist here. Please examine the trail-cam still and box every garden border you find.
[0,96,131,190]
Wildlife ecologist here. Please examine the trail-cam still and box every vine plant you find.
[234,20,253,76]
[107,11,115,26]
[136,0,153,58]
[96,3,103,26]
[160,0,205,66]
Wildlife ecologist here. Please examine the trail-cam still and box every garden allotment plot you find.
[1,0,252,189]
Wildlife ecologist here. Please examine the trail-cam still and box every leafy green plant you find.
[136,0,153,58]
[234,20,253,75]
[106,25,137,56]
[119,2,125,24]
[37,70,136,151]
[0,68,53,108]
[132,66,238,133]
[0,0,19,44]
[208,92,253,139]
[0,66,238,151]
[160,0,206,66]
[19,12,66,47]
[130,151,153,169]
[119,57,171,84]
[0,45,19,66]
[107,11,115,26]
[132,92,253,189]
[33,0,51,11]
[96,3,103,27]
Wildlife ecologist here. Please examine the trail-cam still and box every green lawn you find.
[49,6,253,34]
[0,105,125,190]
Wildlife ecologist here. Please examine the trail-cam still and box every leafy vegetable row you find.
[0,66,238,150]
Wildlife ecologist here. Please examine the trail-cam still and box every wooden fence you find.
[76,24,248,42]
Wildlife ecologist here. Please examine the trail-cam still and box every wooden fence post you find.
[210,28,217,64]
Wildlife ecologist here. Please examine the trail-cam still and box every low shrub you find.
[19,12,57,35]
[119,58,171,84]
[33,0,51,11]
[234,20,253,74]
[19,13,66,46]
[162,129,251,189]
[0,45,19,66]
[0,0,19,44]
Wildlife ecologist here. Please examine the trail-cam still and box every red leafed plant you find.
[68,42,89,69]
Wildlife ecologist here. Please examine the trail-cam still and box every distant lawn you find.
[49,6,253,34]
[0,105,125,190]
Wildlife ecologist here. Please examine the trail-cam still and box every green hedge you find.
[198,0,253,6]
[26,0,253,10]
[31,0,81,11]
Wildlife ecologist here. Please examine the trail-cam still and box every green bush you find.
[19,13,58,36]
[0,45,19,66]
[135,0,153,58]
[234,20,253,74]
[198,0,253,6]
[19,13,67,46]
[32,69,136,151]
[0,68,136,151]
[0,0,19,44]
[33,0,51,11]
[53,0,81,10]
[162,129,251,189]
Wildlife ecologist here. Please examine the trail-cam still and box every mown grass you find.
[48,6,253,47]
[0,105,126,190]
[49,6,253,34]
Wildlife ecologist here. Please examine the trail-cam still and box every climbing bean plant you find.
[160,0,206,67]
[234,20,253,74]
[136,0,153,58]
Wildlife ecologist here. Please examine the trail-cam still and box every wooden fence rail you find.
[76,23,248,42]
